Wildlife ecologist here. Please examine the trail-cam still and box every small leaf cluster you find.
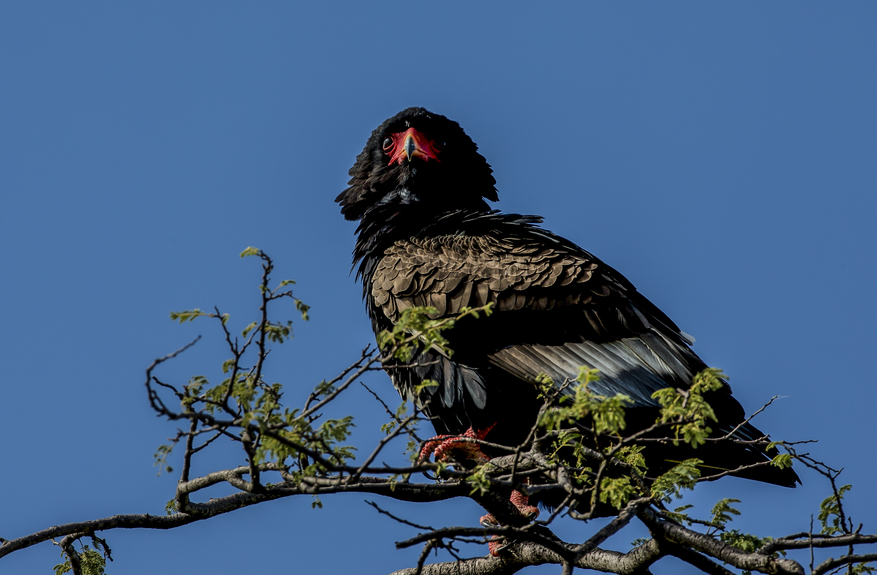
[709,497,742,531]
[53,544,107,575]
[466,462,493,496]
[614,445,647,475]
[818,484,852,535]
[652,368,725,447]
[153,443,174,475]
[650,459,702,503]
[381,401,413,435]
[850,563,877,575]
[719,529,773,554]
[376,304,493,362]
[155,248,354,489]
[539,368,631,436]
[599,476,637,509]
[537,368,716,510]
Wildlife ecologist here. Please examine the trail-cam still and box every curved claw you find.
[418,434,455,463]
[480,515,507,557]
[487,536,507,557]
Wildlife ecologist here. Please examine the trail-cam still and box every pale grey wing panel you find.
[488,330,703,408]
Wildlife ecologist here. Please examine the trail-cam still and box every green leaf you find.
[709,498,741,529]
[665,504,694,524]
[295,298,310,321]
[466,463,493,495]
[169,309,206,323]
[264,321,293,343]
[615,445,647,475]
[53,545,107,575]
[630,537,650,548]
[770,453,792,469]
[414,379,439,393]
[592,393,631,435]
[720,529,776,557]
[576,366,601,385]
[242,321,258,337]
[818,484,852,535]
[153,443,174,476]
[376,304,494,363]
[651,459,702,503]
[534,372,555,398]
[652,368,724,447]
[240,246,262,258]
[850,563,876,575]
[599,476,636,509]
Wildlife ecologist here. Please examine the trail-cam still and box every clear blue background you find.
[1,3,875,574]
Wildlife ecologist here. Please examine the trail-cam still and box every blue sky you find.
[1,3,875,574]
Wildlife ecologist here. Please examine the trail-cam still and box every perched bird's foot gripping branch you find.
[419,423,540,557]
[479,487,540,558]
[419,425,495,464]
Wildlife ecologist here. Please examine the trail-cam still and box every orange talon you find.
[418,435,455,463]
[419,425,496,463]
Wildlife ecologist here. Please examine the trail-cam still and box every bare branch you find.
[638,507,805,575]
[388,537,663,575]
[813,553,877,575]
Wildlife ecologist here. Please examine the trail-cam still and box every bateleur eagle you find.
[336,107,799,510]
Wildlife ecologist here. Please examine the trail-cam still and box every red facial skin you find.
[384,127,442,165]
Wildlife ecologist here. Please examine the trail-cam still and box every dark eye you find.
[382,137,393,152]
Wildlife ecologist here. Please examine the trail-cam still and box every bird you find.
[336,107,799,534]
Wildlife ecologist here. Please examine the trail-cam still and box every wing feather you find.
[368,224,702,410]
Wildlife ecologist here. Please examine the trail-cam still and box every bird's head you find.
[336,108,498,222]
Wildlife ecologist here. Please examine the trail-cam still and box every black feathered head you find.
[336,108,498,222]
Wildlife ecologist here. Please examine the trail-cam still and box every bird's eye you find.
[382,137,393,152]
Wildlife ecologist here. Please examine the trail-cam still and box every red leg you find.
[487,537,504,557]
[511,485,540,520]
[479,514,506,557]
[479,480,539,557]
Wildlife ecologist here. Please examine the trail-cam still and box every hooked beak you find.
[404,133,418,161]
[386,128,441,165]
